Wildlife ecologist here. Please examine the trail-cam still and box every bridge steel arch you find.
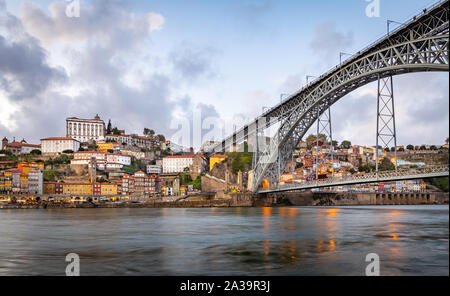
[252,34,449,192]
[208,1,449,156]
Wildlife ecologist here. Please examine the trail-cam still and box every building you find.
[147,165,162,175]
[121,174,135,195]
[200,141,221,153]
[209,155,226,171]
[18,162,44,175]
[41,137,80,155]
[62,183,93,196]
[162,155,199,173]
[28,169,43,195]
[71,152,131,170]
[100,183,118,196]
[2,138,41,155]
[66,114,106,143]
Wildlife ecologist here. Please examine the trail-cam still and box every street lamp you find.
[387,20,405,34]
[339,52,352,65]
[306,75,317,84]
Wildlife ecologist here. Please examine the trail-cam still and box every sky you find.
[0,0,448,149]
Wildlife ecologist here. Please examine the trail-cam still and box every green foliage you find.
[43,170,59,182]
[62,149,73,154]
[340,140,352,149]
[30,149,42,155]
[428,177,449,192]
[121,158,145,174]
[228,150,253,175]
[0,149,12,156]
[192,176,202,190]
[407,145,414,151]
[156,134,166,142]
[180,174,192,184]
[112,127,122,135]
[358,164,376,173]
[78,147,85,152]
[380,157,395,171]
[143,128,155,137]
[306,134,328,149]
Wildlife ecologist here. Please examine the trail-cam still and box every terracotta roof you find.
[41,137,78,141]
[75,151,105,154]
[164,154,205,159]
[6,142,40,148]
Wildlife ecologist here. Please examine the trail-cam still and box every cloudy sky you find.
[0,0,448,149]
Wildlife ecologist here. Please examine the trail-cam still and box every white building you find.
[40,137,80,155]
[147,165,162,175]
[66,114,106,143]
[71,151,131,170]
[106,154,132,166]
[162,155,196,173]
[28,169,43,195]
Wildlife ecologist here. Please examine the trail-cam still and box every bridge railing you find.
[271,165,450,192]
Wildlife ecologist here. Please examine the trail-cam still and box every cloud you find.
[20,1,165,48]
[310,22,353,63]
[0,35,66,101]
[169,44,218,82]
[0,2,66,101]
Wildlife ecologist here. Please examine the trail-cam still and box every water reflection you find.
[0,206,447,276]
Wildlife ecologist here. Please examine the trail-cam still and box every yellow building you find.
[18,162,44,175]
[44,182,56,194]
[209,155,226,171]
[101,183,118,196]
[63,183,93,195]
[97,142,114,152]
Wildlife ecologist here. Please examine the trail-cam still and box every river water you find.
[0,205,448,276]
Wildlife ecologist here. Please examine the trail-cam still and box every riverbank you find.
[1,191,448,209]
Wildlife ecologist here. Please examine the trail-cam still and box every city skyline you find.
[0,0,448,148]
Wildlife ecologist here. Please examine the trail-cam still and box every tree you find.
[390,147,396,152]
[331,140,339,148]
[306,134,327,149]
[0,149,12,156]
[380,157,395,171]
[62,149,73,154]
[340,140,352,149]
[407,144,414,151]
[430,145,437,151]
[420,145,427,151]
[144,128,155,137]
[398,147,405,152]
[112,127,122,135]
[30,149,42,155]
[446,137,449,145]
[156,134,166,142]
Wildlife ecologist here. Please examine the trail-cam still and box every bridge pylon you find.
[376,75,398,173]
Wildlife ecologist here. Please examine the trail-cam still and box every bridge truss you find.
[207,0,449,193]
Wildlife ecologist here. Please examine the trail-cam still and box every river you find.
[0,205,448,276]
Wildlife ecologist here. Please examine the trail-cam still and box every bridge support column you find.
[376,75,398,173]
[315,106,334,184]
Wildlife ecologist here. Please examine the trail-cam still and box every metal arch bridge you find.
[205,0,449,193]
[259,166,450,194]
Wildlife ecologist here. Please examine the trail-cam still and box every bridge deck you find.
[260,167,449,194]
